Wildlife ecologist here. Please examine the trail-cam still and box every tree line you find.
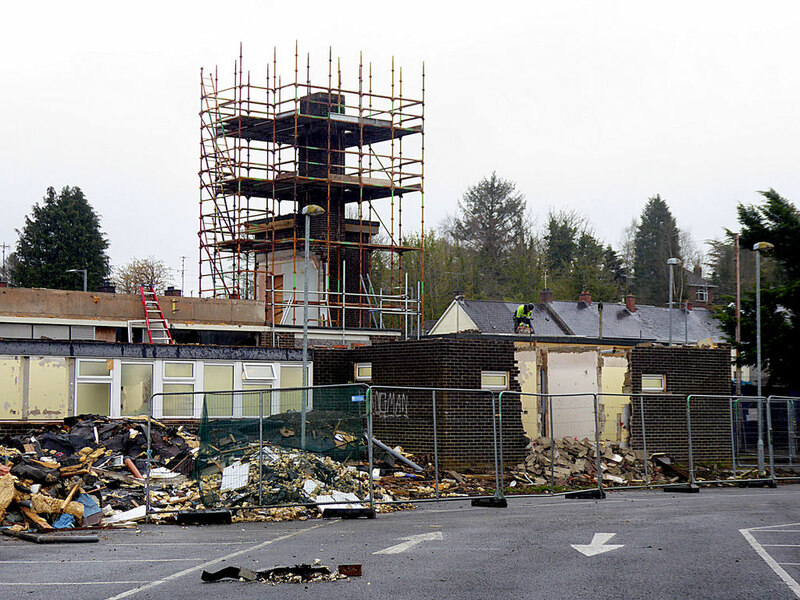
[374,173,699,321]
[6,182,799,392]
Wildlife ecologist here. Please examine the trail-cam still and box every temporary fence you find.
[366,386,502,504]
[686,394,800,485]
[144,384,369,516]
[142,386,798,519]
[766,396,800,483]
[498,391,604,497]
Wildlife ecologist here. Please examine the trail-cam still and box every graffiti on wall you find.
[373,390,409,418]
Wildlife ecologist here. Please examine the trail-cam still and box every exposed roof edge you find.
[0,339,303,361]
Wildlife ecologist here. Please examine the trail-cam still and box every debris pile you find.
[0,415,199,531]
[194,442,402,520]
[511,436,673,487]
[201,560,355,584]
[0,415,411,532]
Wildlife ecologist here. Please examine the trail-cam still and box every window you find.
[164,362,193,378]
[162,361,195,417]
[204,364,234,417]
[695,287,708,302]
[642,374,666,393]
[120,363,153,416]
[242,363,277,416]
[76,359,113,415]
[481,371,509,390]
[243,363,275,379]
[355,362,372,381]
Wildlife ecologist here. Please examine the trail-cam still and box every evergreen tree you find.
[632,195,681,305]
[11,186,109,290]
[716,189,800,392]
[451,173,526,299]
[543,210,579,275]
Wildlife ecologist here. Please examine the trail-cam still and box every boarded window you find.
[642,374,666,393]
[162,383,194,417]
[204,364,234,417]
[355,362,372,381]
[76,359,111,416]
[79,360,111,377]
[243,363,275,380]
[77,382,111,415]
[481,371,508,390]
[164,362,193,378]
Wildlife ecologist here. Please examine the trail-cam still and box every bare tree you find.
[114,257,173,294]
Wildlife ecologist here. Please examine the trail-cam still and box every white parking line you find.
[111,541,253,546]
[741,524,800,599]
[104,520,333,600]
[0,559,200,564]
[0,582,148,586]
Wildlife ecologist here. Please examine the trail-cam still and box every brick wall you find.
[628,345,731,463]
[315,338,527,470]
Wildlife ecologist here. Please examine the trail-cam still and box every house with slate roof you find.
[428,290,729,445]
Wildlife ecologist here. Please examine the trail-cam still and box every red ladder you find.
[139,286,174,344]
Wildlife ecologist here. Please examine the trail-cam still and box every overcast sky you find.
[2,1,798,294]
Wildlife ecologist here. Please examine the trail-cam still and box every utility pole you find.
[0,242,9,281]
[734,234,742,396]
[180,256,187,295]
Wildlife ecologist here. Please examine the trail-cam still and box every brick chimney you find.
[624,294,636,313]
[578,291,591,306]
[540,288,553,304]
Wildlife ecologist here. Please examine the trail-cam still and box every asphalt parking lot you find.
[2,487,800,599]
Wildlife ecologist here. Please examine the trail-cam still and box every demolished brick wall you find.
[314,338,528,470]
[628,345,730,462]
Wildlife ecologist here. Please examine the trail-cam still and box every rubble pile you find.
[195,442,403,520]
[0,415,199,531]
[0,415,411,532]
[511,436,672,487]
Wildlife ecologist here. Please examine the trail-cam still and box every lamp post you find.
[753,241,774,475]
[301,204,325,450]
[66,268,87,292]
[667,258,679,346]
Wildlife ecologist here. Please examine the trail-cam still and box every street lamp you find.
[301,204,325,450]
[667,258,680,346]
[753,241,774,475]
[66,268,87,292]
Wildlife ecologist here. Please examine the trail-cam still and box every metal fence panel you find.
[367,386,503,503]
[768,395,800,480]
[498,392,604,496]
[147,384,371,516]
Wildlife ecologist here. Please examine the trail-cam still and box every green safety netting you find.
[194,385,369,507]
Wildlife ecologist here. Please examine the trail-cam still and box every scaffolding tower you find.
[199,46,425,332]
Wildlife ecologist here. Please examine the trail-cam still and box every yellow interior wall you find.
[600,355,628,442]
[29,357,69,419]
[515,349,539,439]
[0,357,23,419]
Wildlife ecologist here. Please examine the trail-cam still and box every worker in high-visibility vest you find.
[514,303,534,333]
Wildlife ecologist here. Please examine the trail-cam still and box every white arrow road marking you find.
[571,533,624,557]
[374,531,443,555]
